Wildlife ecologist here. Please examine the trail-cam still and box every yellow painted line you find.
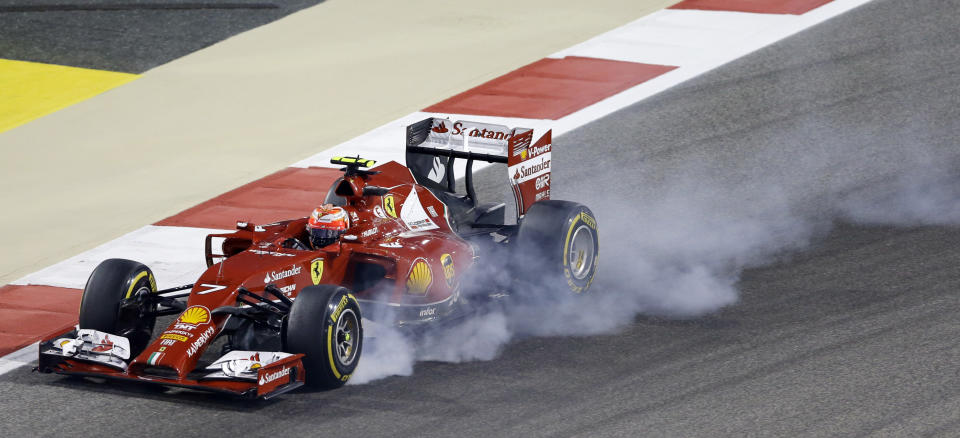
[0,59,139,133]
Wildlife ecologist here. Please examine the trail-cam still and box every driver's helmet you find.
[307,205,349,248]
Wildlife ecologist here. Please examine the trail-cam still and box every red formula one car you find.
[37,118,599,398]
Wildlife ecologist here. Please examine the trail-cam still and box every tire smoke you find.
[351,134,960,385]
[351,27,960,382]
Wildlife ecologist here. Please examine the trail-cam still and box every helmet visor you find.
[309,227,342,248]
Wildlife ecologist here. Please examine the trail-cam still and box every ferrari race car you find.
[37,117,599,398]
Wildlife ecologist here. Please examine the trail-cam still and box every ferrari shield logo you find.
[310,258,324,285]
[383,194,398,218]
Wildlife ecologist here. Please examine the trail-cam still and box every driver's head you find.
[307,205,349,248]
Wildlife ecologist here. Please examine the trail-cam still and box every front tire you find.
[78,258,158,359]
[285,285,363,388]
[513,200,599,294]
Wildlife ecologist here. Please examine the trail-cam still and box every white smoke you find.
[348,322,414,385]
[837,166,960,226]
[345,93,960,384]
[417,311,511,362]
[347,165,823,383]
[348,140,960,385]
[349,312,509,384]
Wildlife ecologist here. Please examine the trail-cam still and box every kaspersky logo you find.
[186,326,216,357]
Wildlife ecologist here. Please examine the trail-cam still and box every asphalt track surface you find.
[4,0,960,436]
[0,0,323,72]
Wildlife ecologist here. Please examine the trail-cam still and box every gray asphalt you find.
[0,0,323,72]
[4,0,960,436]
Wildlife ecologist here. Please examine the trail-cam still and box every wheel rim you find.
[117,285,156,355]
[334,308,359,366]
[133,286,151,302]
[568,224,595,280]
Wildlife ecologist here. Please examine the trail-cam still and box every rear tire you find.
[285,285,363,388]
[78,258,158,359]
[513,200,599,294]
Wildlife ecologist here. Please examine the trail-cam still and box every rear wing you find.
[405,117,551,218]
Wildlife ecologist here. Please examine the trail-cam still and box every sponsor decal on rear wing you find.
[418,118,523,158]
[507,128,551,217]
[406,117,551,217]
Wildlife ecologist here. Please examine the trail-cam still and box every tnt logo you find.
[535,174,550,190]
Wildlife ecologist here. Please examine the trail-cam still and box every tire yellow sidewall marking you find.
[126,271,150,299]
[563,216,580,267]
[326,322,342,379]
[563,212,597,292]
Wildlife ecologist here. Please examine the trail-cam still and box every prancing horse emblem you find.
[383,194,398,218]
[311,258,324,285]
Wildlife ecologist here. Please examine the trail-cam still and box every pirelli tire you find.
[78,258,159,359]
[514,200,599,294]
[285,285,363,389]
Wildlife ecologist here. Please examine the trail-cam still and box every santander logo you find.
[432,120,512,140]
[513,158,551,180]
[264,265,302,284]
[259,367,291,385]
[450,122,511,140]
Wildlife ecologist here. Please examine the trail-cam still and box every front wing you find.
[37,328,305,399]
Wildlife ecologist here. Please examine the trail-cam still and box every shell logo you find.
[178,306,210,325]
[405,259,433,295]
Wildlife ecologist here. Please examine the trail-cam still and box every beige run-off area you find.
[0,0,678,286]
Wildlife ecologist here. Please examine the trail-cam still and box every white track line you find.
[12,225,227,290]
[549,9,799,67]
[0,343,39,375]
